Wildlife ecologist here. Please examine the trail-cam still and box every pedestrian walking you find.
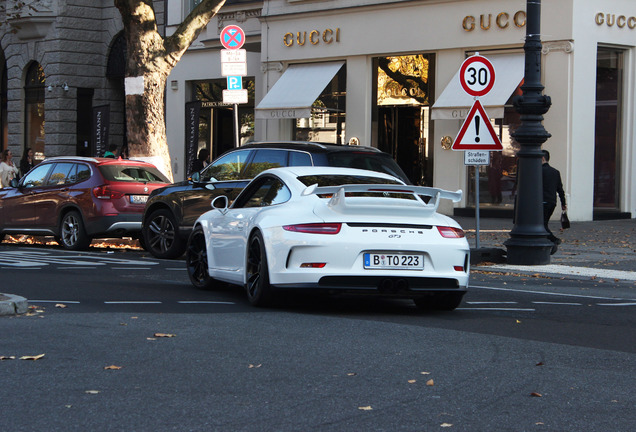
[0,149,20,188]
[542,150,567,254]
[20,147,35,177]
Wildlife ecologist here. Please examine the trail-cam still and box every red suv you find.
[0,156,170,250]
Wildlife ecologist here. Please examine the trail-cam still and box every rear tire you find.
[143,209,185,259]
[59,211,91,250]
[245,231,273,307]
[186,225,216,290]
[413,293,464,311]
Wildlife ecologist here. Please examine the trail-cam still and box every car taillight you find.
[437,226,465,238]
[93,185,125,200]
[283,223,342,234]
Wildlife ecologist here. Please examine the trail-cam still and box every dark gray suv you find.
[141,141,410,259]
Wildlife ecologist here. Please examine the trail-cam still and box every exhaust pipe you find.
[395,278,408,291]
[379,278,394,292]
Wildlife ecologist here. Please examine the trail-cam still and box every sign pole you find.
[234,104,240,148]
[475,165,480,249]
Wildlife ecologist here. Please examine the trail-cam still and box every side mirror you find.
[190,171,201,183]
[211,195,229,214]
[9,178,19,188]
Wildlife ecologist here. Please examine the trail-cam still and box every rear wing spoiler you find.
[301,184,462,212]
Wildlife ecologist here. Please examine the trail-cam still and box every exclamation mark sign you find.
[474,115,481,143]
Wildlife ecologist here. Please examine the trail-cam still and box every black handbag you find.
[560,211,570,229]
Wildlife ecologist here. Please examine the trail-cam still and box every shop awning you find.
[431,54,524,120]
[255,61,344,120]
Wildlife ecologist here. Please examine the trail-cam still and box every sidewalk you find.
[455,216,636,281]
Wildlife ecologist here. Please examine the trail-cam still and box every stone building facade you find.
[0,0,164,166]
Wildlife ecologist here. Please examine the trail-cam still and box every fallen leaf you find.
[1,356,16,360]
[536,362,544,366]
[55,304,67,308]
[440,423,453,428]
[347,372,357,376]
[408,379,417,384]
[104,365,122,370]
[530,392,542,397]
[516,320,522,324]
[426,379,435,386]
[154,333,176,338]
[146,337,156,341]
[536,422,544,425]
[248,364,262,369]
[120,323,128,326]
[85,390,100,395]
[358,406,373,411]
[20,354,45,361]
[421,371,431,375]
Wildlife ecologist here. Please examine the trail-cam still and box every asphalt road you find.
[1,244,635,431]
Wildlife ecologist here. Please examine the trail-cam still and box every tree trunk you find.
[125,71,173,181]
[114,0,227,182]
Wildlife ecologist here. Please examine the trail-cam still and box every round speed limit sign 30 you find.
[459,55,496,97]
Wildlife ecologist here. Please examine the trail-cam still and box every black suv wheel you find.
[143,209,185,259]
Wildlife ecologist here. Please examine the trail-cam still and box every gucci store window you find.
[293,66,346,144]
[466,88,522,210]
[373,54,434,186]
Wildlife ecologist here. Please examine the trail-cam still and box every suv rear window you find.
[326,151,410,184]
[98,165,169,183]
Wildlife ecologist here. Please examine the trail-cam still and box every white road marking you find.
[0,250,159,268]
[471,285,636,302]
[104,301,162,304]
[466,301,517,305]
[483,264,636,281]
[532,301,582,306]
[177,301,235,305]
[458,307,536,312]
[596,302,636,307]
[29,300,81,304]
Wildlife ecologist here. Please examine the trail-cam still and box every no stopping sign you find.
[459,55,495,97]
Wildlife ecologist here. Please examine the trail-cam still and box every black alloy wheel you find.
[144,209,185,259]
[245,231,273,307]
[59,211,91,250]
[186,225,215,290]
[413,293,464,311]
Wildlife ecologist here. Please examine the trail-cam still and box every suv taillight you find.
[93,185,125,200]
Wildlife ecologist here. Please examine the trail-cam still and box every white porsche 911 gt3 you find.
[186,166,470,310]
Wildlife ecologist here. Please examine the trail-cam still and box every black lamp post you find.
[504,0,553,264]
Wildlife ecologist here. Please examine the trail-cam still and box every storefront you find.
[251,0,635,221]
[165,0,635,221]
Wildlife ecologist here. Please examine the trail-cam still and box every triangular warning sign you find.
[452,100,503,151]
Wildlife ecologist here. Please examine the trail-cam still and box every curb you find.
[0,293,29,316]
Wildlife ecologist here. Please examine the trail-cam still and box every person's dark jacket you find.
[20,159,34,176]
[542,162,566,206]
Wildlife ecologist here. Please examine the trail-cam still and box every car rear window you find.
[297,175,402,187]
[298,175,415,200]
[325,151,410,184]
[98,165,169,183]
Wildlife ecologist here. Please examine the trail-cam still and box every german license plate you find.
[130,195,148,204]
[364,253,424,270]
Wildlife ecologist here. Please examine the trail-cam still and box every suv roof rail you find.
[243,141,330,150]
[44,156,101,163]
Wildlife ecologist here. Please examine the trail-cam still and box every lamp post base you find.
[504,238,552,265]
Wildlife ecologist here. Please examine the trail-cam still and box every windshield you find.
[98,165,169,183]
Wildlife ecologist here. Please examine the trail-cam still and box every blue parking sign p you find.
[227,76,242,91]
